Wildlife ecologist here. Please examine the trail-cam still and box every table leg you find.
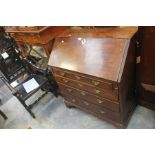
[42,40,54,57]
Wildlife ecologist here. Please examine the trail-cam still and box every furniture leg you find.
[42,40,54,57]
[0,110,8,120]
[18,98,36,118]
[28,91,48,109]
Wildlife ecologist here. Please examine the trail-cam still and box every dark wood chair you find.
[0,34,59,118]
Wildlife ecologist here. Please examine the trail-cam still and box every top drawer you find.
[53,67,117,91]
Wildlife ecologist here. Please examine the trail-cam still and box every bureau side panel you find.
[119,35,137,126]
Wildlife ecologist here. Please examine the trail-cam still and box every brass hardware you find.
[92,81,100,86]
[100,110,105,114]
[67,88,72,92]
[75,75,80,80]
[60,72,65,76]
[114,87,118,90]
[63,79,68,83]
[136,41,140,48]
[96,99,103,104]
[72,99,75,102]
[78,84,83,87]
[81,91,86,96]
[136,56,141,64]
[112,84,118,90]
[84,101,89,106]
[95,90,100,94]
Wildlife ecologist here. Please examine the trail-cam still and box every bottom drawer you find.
[58,82,120,112]
[63,94,121,123]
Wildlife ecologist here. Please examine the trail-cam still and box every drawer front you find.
[55,75,118,101]
[53,67,116,91]
[64,94,121,122]
[58,82,120,112]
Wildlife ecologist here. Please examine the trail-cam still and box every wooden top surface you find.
[5,27,67,44]
[5,26,47,34]
[58,27,138,39]
[49,37,130,82]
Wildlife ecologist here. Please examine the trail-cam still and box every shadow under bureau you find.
[48,27,138,128]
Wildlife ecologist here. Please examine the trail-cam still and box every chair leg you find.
[49,82,59,97]
[19,99,36,119]
[0,110,8,120]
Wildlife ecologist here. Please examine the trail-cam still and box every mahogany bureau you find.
[48,27,138,128]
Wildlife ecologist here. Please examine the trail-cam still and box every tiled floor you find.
[0,80,12,104]
[0,88,155,129]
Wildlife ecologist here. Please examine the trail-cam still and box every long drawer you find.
[53,67,118,91]
[58,82,120,112]
[54,75,118,101]
[64,94,121,123]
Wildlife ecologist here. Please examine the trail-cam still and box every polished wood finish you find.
[58,83,120,112]
[54,74,118,101]
[53,68,114,90]
[5,26,67,57]
[137,27,155,111]
[64,100,122,128]
[5,26,44,32]
[49,28,137,128]
[49,37,129,82]
[119,36,137,124]
[64,94,121,122]
[58,27,138,39]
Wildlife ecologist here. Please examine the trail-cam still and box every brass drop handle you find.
[92,81,100,86]
[114,87,118,90]
[75,75,81,80]
[63,79,69,83]
[67,88,72,92]
[113,84,118,90]
[100,110,105,114]
[81,91,86,96]
[60,72,65,76]
[95,90,101,94]
[84,101,89,106]
[96,99,103,104]
[72,99,75,102]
